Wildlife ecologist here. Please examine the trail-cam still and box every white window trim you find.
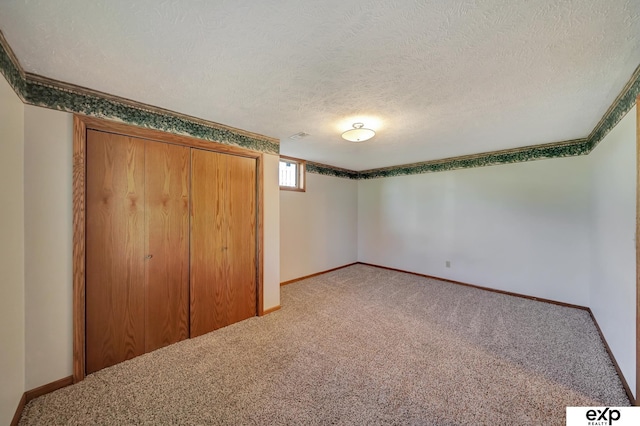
[279,156,306,192]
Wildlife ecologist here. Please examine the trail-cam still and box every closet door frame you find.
[72,114,265,383]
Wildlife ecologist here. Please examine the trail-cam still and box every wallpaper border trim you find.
[586,64,640,151]
[2,29,638,176]
[357,138,589,179]
[0,30,26,100]
[306,161,360,180]
[0,31,279,155]
[314,63,640,179]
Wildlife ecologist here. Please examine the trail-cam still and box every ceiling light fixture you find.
[341,122,375,142]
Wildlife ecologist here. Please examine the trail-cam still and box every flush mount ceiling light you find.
[341,122,376,142]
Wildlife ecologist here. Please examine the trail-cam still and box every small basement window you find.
[279,156,306,191]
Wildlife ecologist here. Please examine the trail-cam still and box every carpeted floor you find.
[20,264,630,425]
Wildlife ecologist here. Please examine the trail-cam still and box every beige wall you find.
[21,107,281,387]
[358,155,592,307]
[0,75,25,423]
[9,79,637,407]
[589,105,637,398]
[263,153,281,309]
[280,172,358,283]
[24,106,74,389]
[355,108,637,393]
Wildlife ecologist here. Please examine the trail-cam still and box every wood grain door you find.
[86,133,191,374]
[86,130,145,374]
[190,149,257,337]
[226,153,257,325]
[144,140,190,352]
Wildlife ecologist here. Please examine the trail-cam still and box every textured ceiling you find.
[0,0,639,170]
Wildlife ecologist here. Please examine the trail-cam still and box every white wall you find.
[24,106,74,389]
[11,92,638,404]
[0,74,25,423]
[20,108,282,387]
[358,156,592,307]
[280,172,358,282]
[263,153,281,310]
[589,105,637,398]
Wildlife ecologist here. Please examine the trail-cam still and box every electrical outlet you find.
[445,261,451,268]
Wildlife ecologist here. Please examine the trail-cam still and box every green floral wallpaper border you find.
[2,30,638,178]
[306,162,359,180]
[0,32,279,155]
[0,31,26,99]
[357,139,590,179]
[25,78,280,154]
[311,63,639,180]
[586,64,640,151]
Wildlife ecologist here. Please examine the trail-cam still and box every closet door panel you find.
[190,149,228,337]
[226,155,257,323]
[86,130,145,374]
[144,141,190,352]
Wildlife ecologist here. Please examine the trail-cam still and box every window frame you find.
[279,156,306,192]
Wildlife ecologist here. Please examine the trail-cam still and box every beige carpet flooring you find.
[20,264,630,425]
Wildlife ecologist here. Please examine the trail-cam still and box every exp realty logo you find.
[585,408,619,425]
[566,407,639,426]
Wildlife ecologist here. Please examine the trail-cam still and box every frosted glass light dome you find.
[341,123,375,142]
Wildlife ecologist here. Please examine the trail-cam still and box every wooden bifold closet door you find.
[84,128,258,375]
[85,130,189,374]
[190,149,257,337]
[144,141,190,353]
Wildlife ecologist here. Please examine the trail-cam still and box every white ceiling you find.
[1,0,639,170]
